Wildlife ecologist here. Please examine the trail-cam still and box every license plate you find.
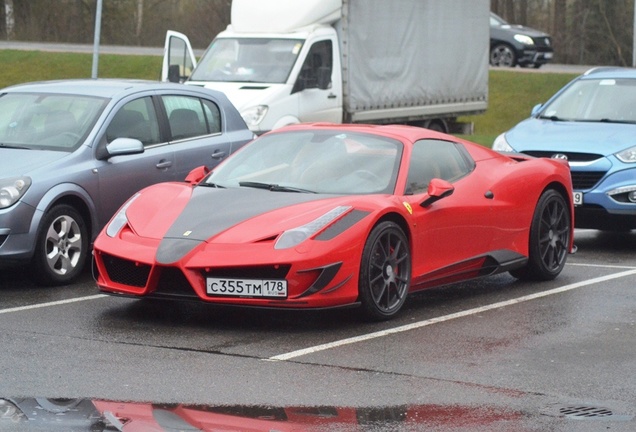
[206,277,287,298]
[573,191,583,206]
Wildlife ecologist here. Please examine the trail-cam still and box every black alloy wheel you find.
[511,189,570,280]
[359,221,411,321]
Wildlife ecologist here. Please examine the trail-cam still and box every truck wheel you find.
[32,204,89,286]
[358,221,411,321]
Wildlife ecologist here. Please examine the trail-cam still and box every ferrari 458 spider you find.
[93,124,574,320]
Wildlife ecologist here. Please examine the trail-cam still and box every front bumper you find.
[93,229,363,309]
[0,201,39,262]
[573,165,636,229]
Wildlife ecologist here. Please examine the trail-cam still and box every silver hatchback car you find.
[0,79,254,285]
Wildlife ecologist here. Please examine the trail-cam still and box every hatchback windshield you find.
[539,78,636,123]
[0,92,107,151]
[191,38,303,84]
[206,130,403,194]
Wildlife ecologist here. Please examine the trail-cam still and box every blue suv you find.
[493,67,636,230]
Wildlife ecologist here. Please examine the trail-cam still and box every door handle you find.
[211,150,227,160]
[156,160,173,169]
[327,93,337,99]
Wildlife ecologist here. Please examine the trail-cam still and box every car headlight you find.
[615,146,636,163]
[275,206,352,250]
[240,105,268,128]
[492,133,515,152]
[0,177,31,209]
[514,34,535,46]
[106,193,140,237]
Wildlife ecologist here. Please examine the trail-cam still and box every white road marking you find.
[268,269,636,362]
[569,262,636,269]
[0,294,108,315]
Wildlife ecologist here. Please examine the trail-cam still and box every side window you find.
[201,99,221,134]
[405,139,474,195]
[293,40,333,93]
[105,97,160,146]
[163,95,210,140]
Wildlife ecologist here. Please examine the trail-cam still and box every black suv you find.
[489,12,553,68]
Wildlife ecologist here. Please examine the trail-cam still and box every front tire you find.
[359,221,411,321]
[32,204,89,286]
[490,44,517,67]
[511,190,570,281]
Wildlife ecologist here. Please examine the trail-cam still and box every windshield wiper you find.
[0,143,31,149]
[197,182,226,188]
[239,181,315,193]
[538,115,564,121]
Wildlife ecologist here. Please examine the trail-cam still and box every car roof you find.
[581,67,636,80]
[1,78,215,99]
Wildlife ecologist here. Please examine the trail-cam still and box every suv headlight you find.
[0,177,32,209]
[514,34,535,46]
[492,133,515,152]
[241,105,268,128]
[615,146,636,163]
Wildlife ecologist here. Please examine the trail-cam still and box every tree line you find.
[1,0,633,66]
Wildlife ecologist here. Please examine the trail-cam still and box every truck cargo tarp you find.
[337,0,489,116]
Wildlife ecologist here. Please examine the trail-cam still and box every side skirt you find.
[411,249,527,291]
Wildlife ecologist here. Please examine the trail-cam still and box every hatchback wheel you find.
[32,205,88,285]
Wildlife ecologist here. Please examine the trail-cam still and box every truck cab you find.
[163,26,343,134]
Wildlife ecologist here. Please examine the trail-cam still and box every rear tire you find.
[31,205,89,286]
[359,221,411,321]
[511,190,570,281]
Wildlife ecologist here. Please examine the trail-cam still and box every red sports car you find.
[93,124,574,320]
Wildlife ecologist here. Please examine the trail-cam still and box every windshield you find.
[190,38,303,84]
[539,78,636,123]
[0,92,107,151]
[206,130,403,194]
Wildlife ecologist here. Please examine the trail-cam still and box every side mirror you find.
[531,103,543,117]
[420,178,454,208]
[185,165,210,184]
[98,138,144,160]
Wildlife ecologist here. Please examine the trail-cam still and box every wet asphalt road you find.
[0,228,635,431]
[0,41,634,429]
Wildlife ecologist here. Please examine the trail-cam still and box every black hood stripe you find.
[156,187,340,264]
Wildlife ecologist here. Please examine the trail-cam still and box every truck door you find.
[161,30,198,83]
[293,38,342,123]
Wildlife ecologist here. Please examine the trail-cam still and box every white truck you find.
[162,0,489,134]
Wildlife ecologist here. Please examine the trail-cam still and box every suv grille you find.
[571,171,606,190]
[522,151,603,162]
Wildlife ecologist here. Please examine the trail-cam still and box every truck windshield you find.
[190,38,304,84]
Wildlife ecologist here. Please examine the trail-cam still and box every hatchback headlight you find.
[0,177,31,209]
[615,146,636,163]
